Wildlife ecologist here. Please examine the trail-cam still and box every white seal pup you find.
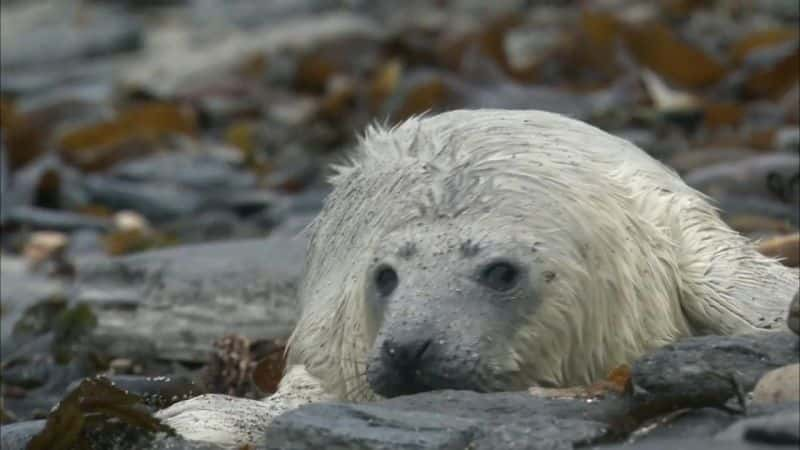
[159,109,798,447]
[286,108,797,400]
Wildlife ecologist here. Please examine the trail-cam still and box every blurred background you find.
[0,0,798,433]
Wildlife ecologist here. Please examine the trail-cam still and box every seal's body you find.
[286,109,797,400]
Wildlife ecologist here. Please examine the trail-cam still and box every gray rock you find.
[684,153,800,204]
[588,403,799,449]
[715,194,799,226]
[110,152,256,193]
[717,403,799,446]
[630,332,800,414]
[74,232,306,362]
[590,438,777,449]
[4,206,111,231]
[0,419,231,450]
[161,210,267,244]
[788,291,799,335]
[265,390,626,450]
[0,3,142,70]
[0,420,45,450]
[83,176,205,222]
[0,139,10,224]
[0,256,66,345]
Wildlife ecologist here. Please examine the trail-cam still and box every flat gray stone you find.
[264,390,625,450]
[75,231,307,362]
[630,332,800,413]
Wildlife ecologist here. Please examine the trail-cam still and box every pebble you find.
[751,363,800,405]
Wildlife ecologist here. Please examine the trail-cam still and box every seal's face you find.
[364,220,546,397]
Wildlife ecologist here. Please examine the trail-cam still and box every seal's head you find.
[364,220,550,397]
[287,109,796,401]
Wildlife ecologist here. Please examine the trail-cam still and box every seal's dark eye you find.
[375,265,398,296]
[480,261,519,292]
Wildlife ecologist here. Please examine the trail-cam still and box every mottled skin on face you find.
[285,109,798,401]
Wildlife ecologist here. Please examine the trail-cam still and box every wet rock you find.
[751,363,800,405]
[0,3,142,70]
[161,210,265,244]
[83,175,205,222]
[684,153,800,204]
[74,231,306,362]
[4,153,91,211]
[4,206,111,232]
[787,291,799,335]
[110,152,255,193]
[776,127,799,152]
[122,12,384,96]
[0,141,9,222]
[0,420,45,450]
[589,403,799,449]
[83,151,271,223]
[66,229,106,259]
[0,418,230,450]
[715,402,799,446]
[22,231,68,266]
[715,194,799,226]
[630,332,799,414]
[622,408,744,444]
[668,148,759,175]
[0,256,67,345]
[265,390,627,450]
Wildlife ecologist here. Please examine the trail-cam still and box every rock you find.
[4,206,110,231]
[0,418,231,450]
[109,152,255,193]
[0,140,9,223]
[3,153,91,212]
[716,402,799,446]
[22,231,68,266]
[630,332,800,414]
[160,211,266,245]
[0,3,142,70]
[83,151,273,223]
[264,390,628,450]
[684,153,800,204]
[588,403,799,449]
[622,408,745,444]
[715,194,799,226]
[756,233,800,267]
[667,148,759,175]
[0,256,67,345]
[121,12,384,96]
[83,175,205,223]
[0,420,45,450]
[787,291,799,335]
[776,127,800,151]
[74,232,306,362]
[112,210,152,233]
[66,229,106,259]
[751,363,800,405]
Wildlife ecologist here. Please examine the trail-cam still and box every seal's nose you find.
[367,337,435,397]
[382,337,432,371]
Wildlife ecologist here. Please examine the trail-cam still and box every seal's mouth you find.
[365,337,486,397]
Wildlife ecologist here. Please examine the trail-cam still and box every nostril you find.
[414,339,432,360]
[382,338,433,370]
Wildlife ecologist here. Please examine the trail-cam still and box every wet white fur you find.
[286,109,798,401]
